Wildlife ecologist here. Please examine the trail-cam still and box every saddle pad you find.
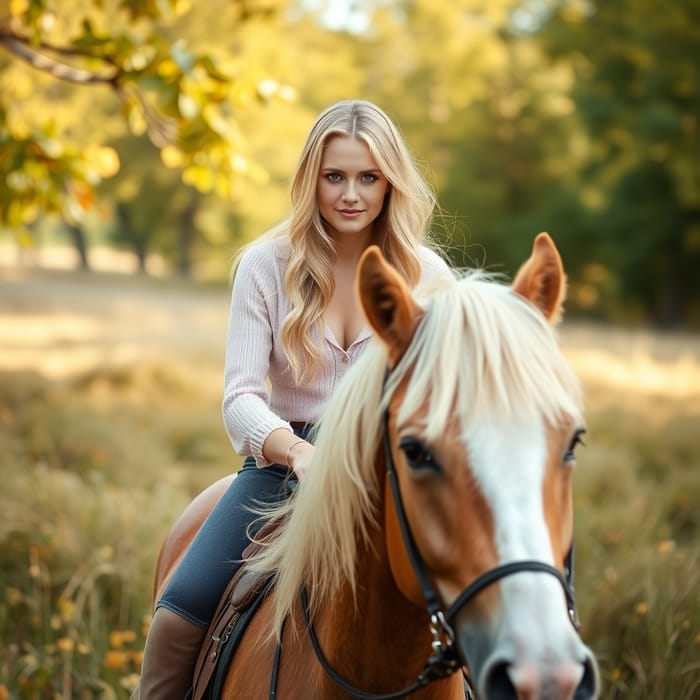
[190,573,274,700]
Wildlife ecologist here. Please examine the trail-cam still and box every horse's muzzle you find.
[480,652,599,700]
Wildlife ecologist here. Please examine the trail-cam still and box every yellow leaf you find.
[126,104,147,136]
[9,0,29,17]
[161,146,184,168]
[173,0,192,15]
[72,182,95,211]
[229,153,248,175]
[178,93,199,119]
[183,164,214,192]
[93,147,120,178]
[157,59,180,78]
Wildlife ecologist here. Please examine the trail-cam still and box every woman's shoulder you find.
[236,233,291,276]
[417,244,451,277]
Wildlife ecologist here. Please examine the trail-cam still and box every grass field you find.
[1,264,698,699]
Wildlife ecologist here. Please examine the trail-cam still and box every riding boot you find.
[131,607,205,700]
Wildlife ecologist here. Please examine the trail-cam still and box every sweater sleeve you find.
[221,244,292,466]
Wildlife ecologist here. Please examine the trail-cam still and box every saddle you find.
[189,528,277,700]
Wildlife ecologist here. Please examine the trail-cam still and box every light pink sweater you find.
[222,236,450,465]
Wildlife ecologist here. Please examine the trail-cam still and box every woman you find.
[134,99,450,699]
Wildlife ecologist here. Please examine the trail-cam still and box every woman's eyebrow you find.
[320,167,381,174]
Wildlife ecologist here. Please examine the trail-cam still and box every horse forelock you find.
[392,271,583,438]
[249,271,583,638]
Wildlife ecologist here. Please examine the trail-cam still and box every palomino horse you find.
[153,233,599,700]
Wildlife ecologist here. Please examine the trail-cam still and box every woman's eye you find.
[564,428,586,463]
[325,172,342,182]
[361,173,378,183]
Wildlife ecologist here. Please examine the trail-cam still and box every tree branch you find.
[0,31,119,85]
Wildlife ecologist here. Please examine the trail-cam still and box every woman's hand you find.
[287,440,315,482]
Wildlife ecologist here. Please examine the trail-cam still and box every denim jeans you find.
[156,426,309,628]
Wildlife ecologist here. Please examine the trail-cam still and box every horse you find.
[151,233,599,700]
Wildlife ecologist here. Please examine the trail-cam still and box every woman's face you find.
[316,135,390,242]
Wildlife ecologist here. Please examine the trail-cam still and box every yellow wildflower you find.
[57,596,76,622]
[110,629,137,648]
[657,539,675,554]
[104,650,129,670]
[634,602,649,616]
[56,638,74,653]
[6,587,22,606]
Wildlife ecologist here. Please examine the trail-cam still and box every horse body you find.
[152,475,234,603]
[152,233,599,700]
[222,529,464,699]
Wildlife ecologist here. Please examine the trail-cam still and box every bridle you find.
[280,379,580,700]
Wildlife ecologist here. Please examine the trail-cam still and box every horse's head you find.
[357,234,599,700]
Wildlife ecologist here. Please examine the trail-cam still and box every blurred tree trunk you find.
[176,190,200,278]
[116,203,147,273]
[65,223,90,270]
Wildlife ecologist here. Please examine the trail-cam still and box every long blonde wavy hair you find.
[273,100,437,383]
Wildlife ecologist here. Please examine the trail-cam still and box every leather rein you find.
[272,382,580,700]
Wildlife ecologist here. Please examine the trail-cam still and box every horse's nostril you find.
[482,657,599,700]
[574,656,599,700]
[483,661,515,699]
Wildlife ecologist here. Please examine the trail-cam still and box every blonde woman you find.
[134,99,450,699]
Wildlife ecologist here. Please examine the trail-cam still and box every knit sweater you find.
[222,236,450,465]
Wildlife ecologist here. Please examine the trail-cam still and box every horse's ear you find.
[512,232,567,324]
[357,246,423,368]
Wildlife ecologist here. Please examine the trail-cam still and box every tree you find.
[0,0,289,261]
[540,0,700,325]
[355,1,591,276]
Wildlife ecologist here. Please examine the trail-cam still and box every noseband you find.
[296,383,580,700]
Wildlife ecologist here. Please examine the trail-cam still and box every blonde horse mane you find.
[247,270,583,637]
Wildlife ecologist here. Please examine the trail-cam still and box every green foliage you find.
[0,112,118,228]
[0,0,289,234]
[539,0,700,325]
[1,0,699,322]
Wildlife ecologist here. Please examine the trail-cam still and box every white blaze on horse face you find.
[460,415,586,676]
[466,416,552,564]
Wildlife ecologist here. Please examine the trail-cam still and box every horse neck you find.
[311,501,462,698]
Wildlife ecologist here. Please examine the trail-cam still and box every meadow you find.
[1,264,698,699]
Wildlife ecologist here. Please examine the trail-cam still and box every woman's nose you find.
[342,184,359,202]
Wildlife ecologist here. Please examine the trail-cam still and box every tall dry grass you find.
[0,364,236,699]
[1,267,698,698]
[566,332,700,699]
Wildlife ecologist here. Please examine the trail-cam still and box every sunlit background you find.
[1,1,699,698]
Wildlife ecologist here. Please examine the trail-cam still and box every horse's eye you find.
[564,428,586,463]
[399,437,439,472]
